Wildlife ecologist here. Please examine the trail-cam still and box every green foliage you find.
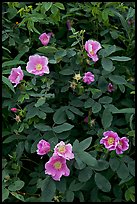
[2,1,135,202]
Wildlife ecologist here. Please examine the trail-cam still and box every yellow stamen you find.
[58,145,66,153]
[108,137,114,145]
[54,161,62,170]
[36,64,42,71]
[90,50,94,55]
[119,141,122,146]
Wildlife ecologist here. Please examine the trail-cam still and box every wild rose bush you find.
[2,2,135,202]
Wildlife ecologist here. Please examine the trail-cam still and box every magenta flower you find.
[84,116,88,123]
[36,139,50,156]
[107,83,114,92]
[85,40,102,62]
[11,108,18,113]
[116,137,129,154]
[53,141,74,160]
[26,54,49,76]
[83,72,95,84]
[45,155,70,181]
[39,32,52,46]
[8,66,24,87]
[100,131,120,151]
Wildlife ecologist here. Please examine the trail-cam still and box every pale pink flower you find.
[26,54,49,76]
[84,116,88,123]
[8,66,24,87]
[11,108,18,113]
[100,130,120,151]
[53,141,74,160]
[107,83,114,92]
[39,32,52,46]
[83,72,95,84]
[36,139,50,155]
[45,155,70,181]
[116,137,129,154]
[85,40,102,62]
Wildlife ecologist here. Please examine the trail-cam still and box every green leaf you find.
[99,96,112,104]
[78,151,98,167]
[116,161,129,180]
[35,98,46,108]
[41,177,56,202]
[2,76,15,93]
[126,7,135,20]
[92,102,102,113]
[109,75,127,85]
[90,88,102,99]
[101,109,113,129]
[2,60,26,67]
[79,137,92,151]
[34,123,51,131]
[68,106,84,116]
[16,141,24,160]
[43,2,52,11]
[37,46,57,55]
[55,3,65,10]
[109,56,131,61]
[95,173,111,192]
[93,160,109,171]
[84,98,94,108]
[10,192,25,202]
[8,180,25,191]
[56,178,66,193]
[101,58,113,72]
[66,191,74,202]
[53,107,67,124]
[53,123,74,133]
[109,158,120,171]
[128,161,135,176]
[78,167,93,182]
[112,108,135,114]
[65,110,75,120]
[2,188,9,202]
[3,136,18,144]
[59,69,74,75]
[26,107,38,120]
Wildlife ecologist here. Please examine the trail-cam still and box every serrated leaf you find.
[101,109,113,129]
[109,158,120,171]
[79,137,92,151]
[116,161,129,180]
[8,180,25,191]
[55,3,65,10]
[2,188,9,202]
[2,60,26,67]
[101,58,113,72]
[66,191,74,202]
[65,109,75,120]
[99,96,112,104]
[59,69,74,75]
[78,167,93,182]
[2,76,15,93]
[68,106,83,116]
[41,177,56,202]
[95,173,111,192]
[35,98,46,107]
[53,107,67,124]
[109,56,131,61]
[43,2,52,11]
[84,98,94,108]
[109,75,127,85]
[37,46,57,55]
[92,102,102,113]
[78,151,98,167]
[53,123,74,133]
[34,123,51,131]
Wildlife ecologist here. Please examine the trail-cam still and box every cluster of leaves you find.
[2,2,135,202]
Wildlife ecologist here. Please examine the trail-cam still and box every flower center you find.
[54,161,62,170]
[108,137,114,145]
[118,141,123,146]
[90,50,94,55]
[36,64,42,71]
[58,145,66,153]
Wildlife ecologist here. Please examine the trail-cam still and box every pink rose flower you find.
[8,66,24,87]
[107,83,114,92]
[36,139,50,155]
[45,155,70,181]
[53,141,74,160]
[39,32,52,46]
[116,137,129,154]
[85,40,102,62]
[26,54,49,76]
[11,108,18,113]
[83,72,95,84]
[100,130,120,151]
